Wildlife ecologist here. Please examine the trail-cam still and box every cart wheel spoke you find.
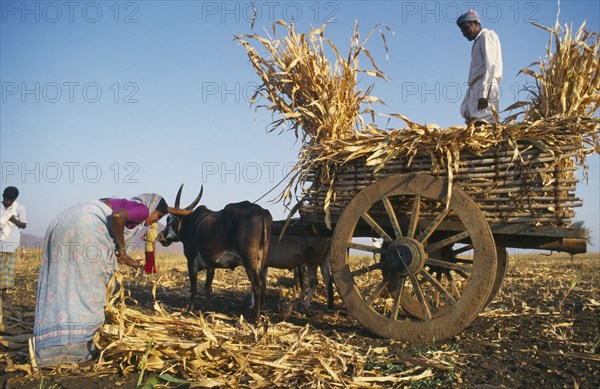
[445,271,461,298]
[416,204,450,243]
[425,257,472,275]
[408,272,432,321]
[389,276,405,320]
[348,241,382,254]
[420,269,457,305]
[453,244,473,255]
[361,211,393,243]
[350,262,382,277]
[425,231,471,253]
[455,257,474,264]
[435,273,444,307]
[382,197,403,239]
[365,279,389,306]
[407,194,421,238]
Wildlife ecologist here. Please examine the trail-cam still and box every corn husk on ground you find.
[5,250,600,386]
[1,262,457,387]
[93,271,455,387]
[237,21,599,227]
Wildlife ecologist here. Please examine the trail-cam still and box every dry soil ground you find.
[1,250,598,388]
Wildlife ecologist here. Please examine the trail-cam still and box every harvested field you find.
[1,249,599,388]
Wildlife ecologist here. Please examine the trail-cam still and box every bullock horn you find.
[174,184,184,209]
[167,207,192,217]
[185,186,203,210]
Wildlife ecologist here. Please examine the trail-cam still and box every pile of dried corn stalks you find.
[92,272,455,387]
[236,21,599,227]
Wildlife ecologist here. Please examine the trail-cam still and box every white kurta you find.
[460,28,503,123]
[0,201,27,253]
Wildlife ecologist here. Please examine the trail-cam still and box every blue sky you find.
[1,0,599,249]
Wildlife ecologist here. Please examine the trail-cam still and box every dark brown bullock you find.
[157,185,272,322]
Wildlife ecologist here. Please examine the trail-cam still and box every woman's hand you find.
[117,251,144,269]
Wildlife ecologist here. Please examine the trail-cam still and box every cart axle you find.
[382,238,426,276]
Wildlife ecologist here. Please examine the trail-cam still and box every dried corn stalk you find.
[506,21,600,121]
[236,22,391,223]
[236,21,388,141]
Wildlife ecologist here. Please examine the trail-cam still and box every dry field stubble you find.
[0,249,599,388]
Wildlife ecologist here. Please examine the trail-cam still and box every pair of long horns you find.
[174,184,203,211]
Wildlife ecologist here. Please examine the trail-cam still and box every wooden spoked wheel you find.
[486,246,508,307]
[330,174,497,341]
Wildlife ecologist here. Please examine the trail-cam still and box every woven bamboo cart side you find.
[292,143,587,342]
[300,144,582,227]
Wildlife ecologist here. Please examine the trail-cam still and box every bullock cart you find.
[276,142,589,342]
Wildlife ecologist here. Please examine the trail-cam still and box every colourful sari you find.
[33,194,163,366]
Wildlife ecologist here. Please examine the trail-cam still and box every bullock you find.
[157,185,272,323]
[265,235,333,310]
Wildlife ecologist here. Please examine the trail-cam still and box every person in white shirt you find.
[0,186,27,307]
[457,10,503,124]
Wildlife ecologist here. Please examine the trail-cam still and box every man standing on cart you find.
[457,10,503,125]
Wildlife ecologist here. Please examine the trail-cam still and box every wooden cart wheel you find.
[486,246,508,307]
[330,173,497,341]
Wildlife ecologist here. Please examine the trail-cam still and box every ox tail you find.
[252,211,272,316]
[261,211,273,265]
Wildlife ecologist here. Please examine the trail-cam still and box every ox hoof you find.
[186,302,199,313]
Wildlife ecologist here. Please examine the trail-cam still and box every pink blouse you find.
[103,198,149,229]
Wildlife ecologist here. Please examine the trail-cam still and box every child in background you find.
[142,222,158,273]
